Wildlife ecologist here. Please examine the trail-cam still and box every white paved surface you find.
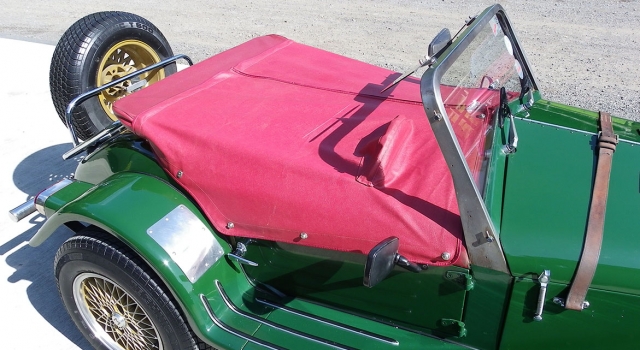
[0,38,90,349]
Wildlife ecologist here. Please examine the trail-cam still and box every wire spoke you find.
[75,273,162,349]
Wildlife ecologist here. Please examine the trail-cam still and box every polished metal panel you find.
[147,205,223,282]
[8,199,36,222]
[35,178,74,216]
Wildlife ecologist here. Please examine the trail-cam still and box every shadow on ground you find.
[3,144,91,349]
[12,143,82,197]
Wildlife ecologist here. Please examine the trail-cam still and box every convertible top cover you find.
[114,35,468,267]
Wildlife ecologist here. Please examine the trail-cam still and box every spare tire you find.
[50,11,176,140]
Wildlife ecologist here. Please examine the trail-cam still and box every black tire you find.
[54,228,204,350]
[50,12,176,140]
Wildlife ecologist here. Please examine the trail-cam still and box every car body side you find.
[28,4,640,350]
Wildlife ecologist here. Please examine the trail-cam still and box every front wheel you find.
[54,228,203,350]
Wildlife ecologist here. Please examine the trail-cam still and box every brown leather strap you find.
[565,111,618,310]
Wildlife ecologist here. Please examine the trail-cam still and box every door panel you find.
[242,240,469,338]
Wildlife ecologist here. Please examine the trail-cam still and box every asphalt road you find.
[0,1,638,349]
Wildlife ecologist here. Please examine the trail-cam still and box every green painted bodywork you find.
[34,4,640,348]
[494,100,640,347]
[74,134,170,185]
[39,171,248,349]
[462,267,512,350]
[500,109,640,293]
[524,99,640,143]
[41,161,469,349]
[500,278,640,349]
[242,241,469,338]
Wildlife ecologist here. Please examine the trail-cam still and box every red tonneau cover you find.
[114,35,468,267]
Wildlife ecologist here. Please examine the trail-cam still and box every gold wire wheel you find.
[96,40,165,121]
[73,272,163,350]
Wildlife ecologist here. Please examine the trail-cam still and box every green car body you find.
[14,4,640,349]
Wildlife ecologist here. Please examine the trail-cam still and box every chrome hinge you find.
[439,319,467,338]
[445,271,475,291]
[227,242,258,267]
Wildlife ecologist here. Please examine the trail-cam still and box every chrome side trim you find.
[65,54,193,146]
[255,298,398,345]
[420,5,511,274]
[35,178,74,215]
[147,205,224,283]
[199,294,284,350]
[215,281,355,350]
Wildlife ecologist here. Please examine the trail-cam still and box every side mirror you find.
[363,237,423,288]
[363,237,399,288]
[428,28,451,57]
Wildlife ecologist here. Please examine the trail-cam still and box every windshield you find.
[439,15,523,192]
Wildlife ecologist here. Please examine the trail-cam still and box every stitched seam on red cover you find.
[231,68,423,106]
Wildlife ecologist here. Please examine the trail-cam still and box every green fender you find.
[30,172,248,348]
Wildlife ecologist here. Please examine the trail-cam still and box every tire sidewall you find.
[56,243,182,350]
[81,18,176,134]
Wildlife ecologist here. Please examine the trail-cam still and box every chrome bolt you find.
[441,252,451,261]
[485,230,494,243]
[299,232,308,240]
[226,222,234,229]
[176,170,183,178]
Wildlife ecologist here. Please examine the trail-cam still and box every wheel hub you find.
[96,39,165,121]
[111,312,126,330]
[100,64,137,97]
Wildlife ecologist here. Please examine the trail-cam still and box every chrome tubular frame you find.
[64,54,194,146]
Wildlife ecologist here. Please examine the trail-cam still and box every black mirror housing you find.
[363,237,399,288]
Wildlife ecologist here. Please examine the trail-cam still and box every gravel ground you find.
[0,0,638,120]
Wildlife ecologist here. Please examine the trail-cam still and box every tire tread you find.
[49,11,173,140]
[54,228,214,350]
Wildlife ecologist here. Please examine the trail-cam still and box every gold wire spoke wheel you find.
[50,11,175,139]
[96,40,165,121]
[73,272,163,350]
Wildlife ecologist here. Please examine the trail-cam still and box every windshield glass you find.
[439,15,522,192]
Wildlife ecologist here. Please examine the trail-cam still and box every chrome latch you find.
[533,270,550,321]
[227,242,258,267]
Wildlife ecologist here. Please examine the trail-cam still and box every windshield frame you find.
[420,4,538,273]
